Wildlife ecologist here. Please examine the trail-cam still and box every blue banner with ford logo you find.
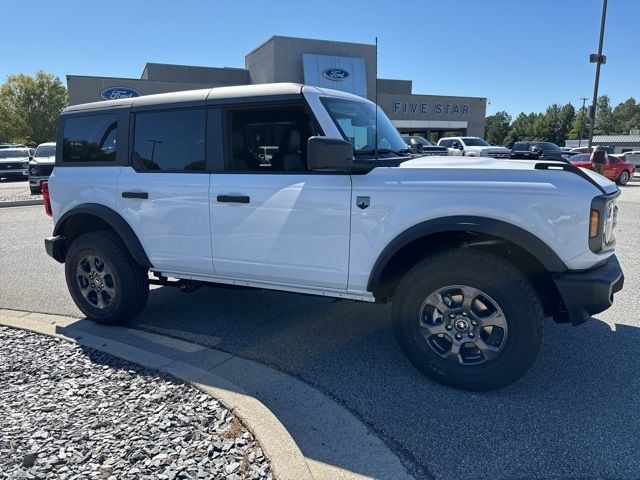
[303,54,366,97]
[322,68,350,81]
[100,87,142,101]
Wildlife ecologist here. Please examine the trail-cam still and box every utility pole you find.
[588,0,608,148]
[578,97,588,147]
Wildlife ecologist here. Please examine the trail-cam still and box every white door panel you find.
[210,174,351,289]
[116,167,213,274]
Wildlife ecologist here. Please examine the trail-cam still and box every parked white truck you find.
[438,136,511,158]
[44,83,623,390]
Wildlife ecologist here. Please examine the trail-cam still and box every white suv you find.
[438,136,511,158]
[43,83,624,391]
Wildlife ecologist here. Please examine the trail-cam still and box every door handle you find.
[217,195,250,204]
[122,191,149,199]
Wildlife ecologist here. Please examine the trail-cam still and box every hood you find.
[464,145,510,153]
[482,146,511,153]
[32,156,55,164]
[397,156,618,194]
[579,167,619,194]
[400,156,534,170]
[0,156,29,163]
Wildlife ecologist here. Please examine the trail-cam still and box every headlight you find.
[21,162,28,168]
[603,200,617,245]
[589,194,619,253]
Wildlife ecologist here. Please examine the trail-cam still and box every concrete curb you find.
[0,309,414,480]
[0,199,44,208]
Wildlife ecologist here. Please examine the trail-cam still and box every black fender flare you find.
[53,203,152,268]
[367,216,567,292]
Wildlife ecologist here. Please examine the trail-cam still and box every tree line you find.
[1,71,638,150]
[0,72,68,146]
[484,96,640,147]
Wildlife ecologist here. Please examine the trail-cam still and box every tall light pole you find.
[578,97,588,147]
[588,0,608,148]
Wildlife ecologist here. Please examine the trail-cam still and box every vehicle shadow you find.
[103,283,640,480]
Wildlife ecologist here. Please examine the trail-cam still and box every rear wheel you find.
[392,249,543,391]
[617,170,630,185]
[65,231,149,325]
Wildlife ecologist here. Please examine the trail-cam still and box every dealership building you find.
[67,35,487,139]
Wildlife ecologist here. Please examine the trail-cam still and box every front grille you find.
[423,149,449,156]
[0,162,27,170]
[30,164,54,176]
[486,153,510,159]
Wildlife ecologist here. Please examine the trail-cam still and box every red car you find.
[570,153,636,185]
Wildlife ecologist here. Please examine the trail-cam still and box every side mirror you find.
[307,137,353,171]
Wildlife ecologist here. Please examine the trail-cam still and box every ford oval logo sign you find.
[100,86,142,101]
[322,68,350,81]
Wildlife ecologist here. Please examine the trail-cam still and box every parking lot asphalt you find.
[0,178,31,199]
[2,185,640,480]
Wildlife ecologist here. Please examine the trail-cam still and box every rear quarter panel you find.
[48,166,123,222]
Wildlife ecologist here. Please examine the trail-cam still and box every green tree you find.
[612,97,640,134]
[484,111,512,146]
[568,106,589,140]
[593,95,615,136]
[0,71,67,144]
[558,103,575,143]
[503,112,539,147]
[533,104,561,143]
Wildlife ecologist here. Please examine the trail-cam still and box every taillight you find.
[41,180,52,217]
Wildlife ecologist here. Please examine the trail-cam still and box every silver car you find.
[0,147,30,181]
[28,142,56,194]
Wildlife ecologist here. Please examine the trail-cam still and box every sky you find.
[0,0,637,117]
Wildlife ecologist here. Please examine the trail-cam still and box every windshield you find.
[321,97,408,155]
[35,145,56,157]
[536,142,562,151]
[0,149,29,159]
[413,136,432,146]
[462,138,490,147]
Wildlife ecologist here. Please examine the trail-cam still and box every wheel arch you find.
[53,203,152,268]
[368,216,567,299]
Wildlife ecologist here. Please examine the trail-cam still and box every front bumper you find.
[0,169,28,178]
[45,235,66,263]
[28,175,49,187]
[553,254,624,325]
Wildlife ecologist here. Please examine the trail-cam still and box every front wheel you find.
[392,249,543,391]
[65,231,149,325]
[617,170,630,185]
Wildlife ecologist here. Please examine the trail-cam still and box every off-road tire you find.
[30,187,41,195]
[392,248,544,391]
[65,231,149,325]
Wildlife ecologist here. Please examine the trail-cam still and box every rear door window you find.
[62,114,117,162]
[132,109,205,171]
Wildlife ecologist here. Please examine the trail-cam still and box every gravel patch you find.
[0,326,272,480]
[0,191,42,203]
